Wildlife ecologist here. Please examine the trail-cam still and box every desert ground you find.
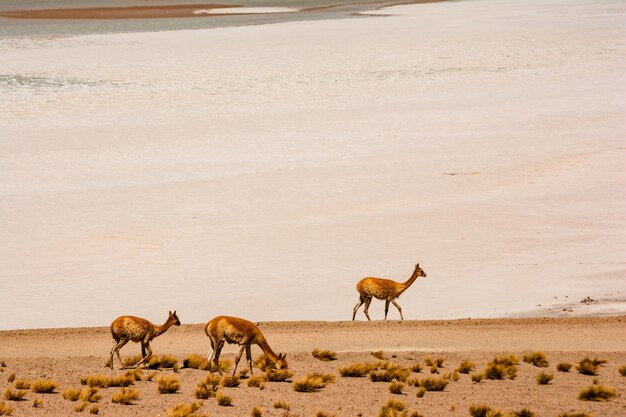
[1,317,626,416]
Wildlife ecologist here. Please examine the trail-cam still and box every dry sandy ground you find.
[1,317,625,416]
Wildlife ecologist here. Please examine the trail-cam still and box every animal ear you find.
[173,310,177,315]
[169,310,172,315]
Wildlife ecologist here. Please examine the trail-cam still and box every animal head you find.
[168,310,181,326]
[276,353,288,369]
[414,263,427,278]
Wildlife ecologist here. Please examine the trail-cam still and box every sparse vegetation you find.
[63,388,82,401]
[75,402,88,412]
[251,406,263,417]
[339,363,373,377]
[372,351,386,360]
[557,362,572,372]
[13,380,30,390]
[273,400,290,410]
[471,373,483,383]
[578,383,618,401]
[194,383,215,400]
[469,405,504,417]
[122,355,143,368]
[89,405,99,415]
[618,364,626,376]
[424,356,434,367]
[389,381,404,394]
[576,357,606,376]
[125,369,143,382]
[523,351,549,367]
[378,398,406,417]
[293,373,334,392]
[312,348,337,361]
[79,388,101,403]
[3,388,27,401]
[182,354,210,370]
[247,375,267,389]
[111,388,139,405]
[108,374,134,387]
[557,413,592,417]
[266,368,293,382]
[416,387,426,398]
[147,354,178,369]
[482,355,518,380]
[0,401,13,416]
[410,363,422,373]
[166,401,202,417]
[370,365,411,383]
[145,371,158,381]
[216,390,232,406]
[416,376,448,391]
[315,411,336,417]
[6,374,15,383]
[33,398,43,408]
[220,375,240,387]
[510,409,535,417]
[80,375,110,388]
[536,372,553,385]
[157,375,181,394]
[254,354,275,372]
[457,360,475,374]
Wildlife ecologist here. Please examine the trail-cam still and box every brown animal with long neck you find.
[352,263,427,321]
[109,310,180,369]
[205,316,287,376]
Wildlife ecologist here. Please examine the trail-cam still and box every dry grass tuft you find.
[371,351,386,360]
[254,355,275,372]
[536,372,553,385]
[89,405,99,415]
[416,376,448,391]
[273,400,290,410]
[523,351,549,367]
[250,406,263,417]
[147,354,178,369]
[618,364,626,376]
[377,398,406,417]
[74,402,88,412]
[457,360,475,374]
[468,405,504,417]
[339,363,374,377]
[30,379,59,394]
[576,357,606,376]
[108,374,134,387]
[557,362,572,372]
[312,348,338,362]
[578,383,619,401]
[79,387,101,403]
[0,402,13,416]
[557,413,592,417]
[13,380,30,390]
[63,387,82,401]
[6,374,15,383]
[247,375,267,389]
[157,375,181,394]
[194,383,216,400]
[216,390,232,406]
[483,356,518,380]
[389,381,405,394]
[3,388,27,401]
[315,411,336,417]
[292,374,334,393]
[33,398,43,408]
[125,369,143,382]
[111,388,139,405]
[370,365,411,383]
[166,401,203,417]
[510,409,535,417]
[80,375,110,388]
[182,354,210,370]
[266,368,293,382]
[122,355,143,368]
[410,363,422,373]
[145,371,158,381]
[220,376,240,388]
[471,373,483,383]
[415,387,426,398]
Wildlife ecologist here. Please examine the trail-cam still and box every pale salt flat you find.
[0,0,625,330]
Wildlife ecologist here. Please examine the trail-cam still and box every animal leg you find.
[363,297,373,321]
[391,299,404,321]
[135,341,152,368]
[233,344,246,376]
[384,299,390,321]
[213,341,224,374]
[207,338,216,365]
[245,345,253,375]
[352,296,365,321]
[111,339,129,370]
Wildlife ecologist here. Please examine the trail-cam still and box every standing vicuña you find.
[352,263,427,321]
[109,310,180,369]
[205,316,287,376]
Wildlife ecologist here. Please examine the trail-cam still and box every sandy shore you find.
[1,317,625,416]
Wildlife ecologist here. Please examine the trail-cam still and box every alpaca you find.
[352,263,427,321]
[109,310,180,369]
[205,316,287,376]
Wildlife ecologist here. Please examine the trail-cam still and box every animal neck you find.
[155,318,175,337]
[398,271,419,294]
[256,336,280,364]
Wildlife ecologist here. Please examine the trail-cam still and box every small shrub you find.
[576,357,606,376]
[31,379,58,394]
[111,388,139,405]
[483,359,517,380]
[0,401,13,416]
[273,400,290,410]
[416,387,426,398]
[378,398,406,417]
[157,375,181,394]
[147,354,178,369]
[6,374,15,383]
[469,405,504,417]
[13,380,30,390]
[266,368,293,382]
[33,398,43,408]
[523,351,549,367]
[122,355,143,368]
[80,375,110,388]
[618,364,626,376]
[247,375,267,388]
[182,354,210,370]
[79,388,101,403]
[251,406,263,417]
[557,362,572,372]
[417,376,448,391]
[339,363,373,377]
[424,356,434,367]
[370,365,411,382]
[220,375,240,387]
[63,387,82,401]
[108,374,134,387]
[389,381,404,394]
[430,365,439,374]
[125,369,143,381]
[201,374,222,387]
[471,373,483,383]
[75,402,88,412]
[254,355,275,372]
[293,374,332,392]
[578,383,618,401]
[166,401,202,417]
[146,372,158,381]
[536,372,553,385]
[195,383,216,399]
[435,357,445,367]
[3,388,26,401]
[457,360,475,374]
[315,411,336,417]
[89,405,99,415]
[312,348,337,361]
[216,390,232,406]
[557,413,592,417]
[372,351,385,360]
[410,363,422,373]
[510,409,535,417]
